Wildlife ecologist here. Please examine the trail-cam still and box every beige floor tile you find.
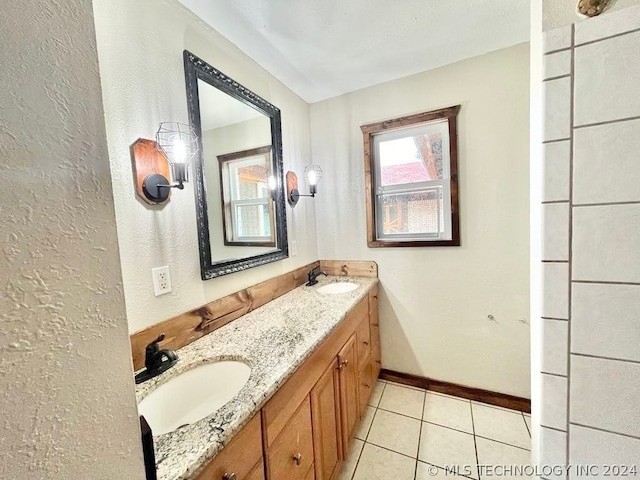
[354,406,375,441]
[352,443,416,480]
[472,403,531,449]
[378,383,425,419]
[368,380,386,407]
[367,409,421,458]
[423,392,473,434]
[418,422,478,479]
[476,437,531,480]
[336,438,364,480]
[416,462,471,480]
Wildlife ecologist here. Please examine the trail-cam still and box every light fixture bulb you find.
[303,165,322,185]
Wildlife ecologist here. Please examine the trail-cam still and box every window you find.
[361,106,460,247]
[218,146,276,247]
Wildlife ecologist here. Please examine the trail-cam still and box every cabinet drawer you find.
[358,360,373,415]
[246,461,266,480]
[355,316,371,369]
[266,396,314,480]
[196,414,263,480]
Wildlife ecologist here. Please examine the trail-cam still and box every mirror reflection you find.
[198,79,278,262]
[185,50,288,279]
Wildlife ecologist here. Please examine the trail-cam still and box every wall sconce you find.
[286,165,323,207]
[130,122,198,205]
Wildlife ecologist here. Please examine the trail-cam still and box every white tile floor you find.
[338,380,532,480]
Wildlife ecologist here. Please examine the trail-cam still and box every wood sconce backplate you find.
[130,138,171,205]
[578,0,608,17]
[286,171,299,206]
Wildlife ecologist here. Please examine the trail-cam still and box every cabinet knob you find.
[364,383,370,389]
[372,323,379,327]
[293,453,302,466]
[222,473,236,480]
[363,341,369,346]
[376,360,381,364]
[338,359,349,370]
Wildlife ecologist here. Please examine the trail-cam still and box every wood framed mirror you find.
[184,50,288,279]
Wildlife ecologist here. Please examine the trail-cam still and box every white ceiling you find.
[179,0,530,103]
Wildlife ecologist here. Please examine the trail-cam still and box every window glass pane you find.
[235,162,269,200]
[378,188,444,237]
[236,204,271,238]
[377,123,448,187]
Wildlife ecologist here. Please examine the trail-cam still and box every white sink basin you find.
[316,282,358,295]
[138,361,251,435]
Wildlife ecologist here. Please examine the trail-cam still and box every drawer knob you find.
[222,473,236,480]
[372,323,379,327]
[363,341,369,346]
[376,360,381,364]
[293,453,302,466]
[338,359,349,370]
[364,383,370,389]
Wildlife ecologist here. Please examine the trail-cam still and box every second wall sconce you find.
[287,165,323,207]
[130,122,199,205]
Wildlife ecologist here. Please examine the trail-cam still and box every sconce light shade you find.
[155,122,199,188]
[130,123,199,205]
[304,165,322,196]
[286,165,323,207]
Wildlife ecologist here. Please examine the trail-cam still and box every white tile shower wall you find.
[540,7,640,473]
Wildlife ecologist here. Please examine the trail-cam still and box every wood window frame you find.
[360,105,461,248]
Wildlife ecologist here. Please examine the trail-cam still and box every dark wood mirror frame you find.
[184,50,288,280]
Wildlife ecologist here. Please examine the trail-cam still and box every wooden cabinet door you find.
[337,334,358,455]
[310,360,342,480]
[266,396,314,480]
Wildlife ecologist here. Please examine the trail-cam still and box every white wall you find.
[311,44,531,398]
[93,0,318,334]
[538,4,640,470]
[544,0,640,30]
[0,0,144,478]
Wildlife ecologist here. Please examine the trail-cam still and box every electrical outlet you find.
[290,240,298,257]
[152,266,172,296]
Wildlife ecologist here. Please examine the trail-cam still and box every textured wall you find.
[0,0,145,479]
[543,0,640,30]
[311,44,531,398]
[93,0,318,334]
[538,4,640,471]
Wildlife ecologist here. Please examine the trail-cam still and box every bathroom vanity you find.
[134,269,380,480]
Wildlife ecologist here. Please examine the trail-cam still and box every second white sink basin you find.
[138,360,251,435]
[316,282,358,295]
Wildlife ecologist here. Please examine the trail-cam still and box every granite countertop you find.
[135,275,378,480]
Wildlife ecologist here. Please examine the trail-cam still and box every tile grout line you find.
[474,434,532,452]
[570,352,640,365]
[522,412,531,438]
[415,386,428,479]
[569,422,640,440]
[574,114,640,129]
[572,279,640,286]
[575,25,640,49]
[574,200,640,207]
[543,137,571,144]
[351,381,387,480]
[566,22,576,468]
[543,74,572,83]
[470,400,481,480]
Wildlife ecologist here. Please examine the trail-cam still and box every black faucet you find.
[134,334,178,384]
[306,266,327,286]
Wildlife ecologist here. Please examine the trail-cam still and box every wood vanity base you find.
[195,284,380,480]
